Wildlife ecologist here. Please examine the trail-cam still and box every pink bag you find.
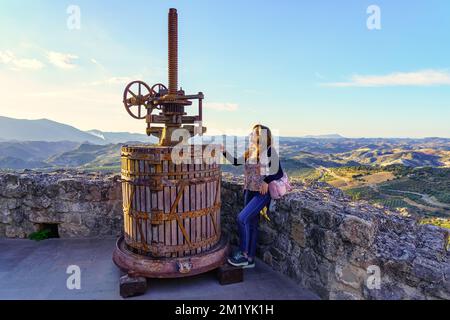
[268,172,292,200]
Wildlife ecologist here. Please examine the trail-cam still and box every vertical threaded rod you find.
[168,8,178,96]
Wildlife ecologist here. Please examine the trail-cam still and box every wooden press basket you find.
[120,144,222,258]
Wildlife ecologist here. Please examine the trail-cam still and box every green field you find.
[290,165,450,229]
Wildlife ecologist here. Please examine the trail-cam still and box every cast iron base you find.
[113,236,230,279]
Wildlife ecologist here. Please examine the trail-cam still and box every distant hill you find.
[0,116,158,145]
[0,141,80,170]
[48,143,122,168]
[337,148,449,167]
[0,157,51,170]
[302,134,345,139]
[0,141,79,161]
[86,130,157,144]
[0,116,105,144]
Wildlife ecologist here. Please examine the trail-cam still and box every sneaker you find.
[229,249,241,259]
[243,259,255,269]
[227,251,249,267]
[230,250,245,260]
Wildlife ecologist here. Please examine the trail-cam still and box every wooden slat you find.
[144,160,152,244]
[163,160,171,258]
[157,164,164,256]
[122,157,128,240]
[201,162,206,252]
[128,159,132,242]
[189,163,195,256]
[120,145,222,257]
[216,171,221,237]
[176,163,184,257]
[136,159,141,246]
[195,161,201,254]
[132,159,137,245]
[212,177,216,243]
[139,159,145,246]
[206,163,211,250]
[169,162,176,257]
[169,182,192,250]
[183,163,190,256]
[125,158,129,241]
[151,164,158,247]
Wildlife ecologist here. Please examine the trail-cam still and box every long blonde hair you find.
[244,124,273,163]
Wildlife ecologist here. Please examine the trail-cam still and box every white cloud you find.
[322,70,450,87]
[204,102,238,112]
[0,50,44,70]
[47,51,78,69]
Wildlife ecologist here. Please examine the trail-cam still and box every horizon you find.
[1,114,449,140]
[1,1,450,138]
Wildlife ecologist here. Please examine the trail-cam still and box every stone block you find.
[5,225,27,238]
[411,256,444,284]
[0,209,12,224]
[316,209,343,230]
[339,215,375,247]
[316,258,333,285]
[277,233,292,254]
[348,245,377,269]
[258,225,276,245]
[416,224,449,261]
[303,277,330,300]
[334,263,366,290]
[217,264,243,285]
[290,220,306,247]
[119,275,147,298]
[263,251,273,266]
[299,249,318,276]
[0,223,6,237]
[269,246,286,262]
[309,225,343,262]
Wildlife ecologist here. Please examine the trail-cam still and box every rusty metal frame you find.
[113,236,229,278]
[127,235,219,256]
[125,203,220,223]
[121,167,219,177]
[121,9,207,145]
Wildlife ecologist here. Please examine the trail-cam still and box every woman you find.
[222,124,283,268]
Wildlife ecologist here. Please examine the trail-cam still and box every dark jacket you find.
[222,146,283,184]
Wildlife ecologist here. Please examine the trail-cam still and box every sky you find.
[0,0,449,138]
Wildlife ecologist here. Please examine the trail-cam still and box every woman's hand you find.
[259,182,269,195]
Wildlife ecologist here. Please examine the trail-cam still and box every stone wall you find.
[0,171,449,300]
[221,179,450,300]
[0,171,123,238]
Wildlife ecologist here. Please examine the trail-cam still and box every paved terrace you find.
[0,238,319,300]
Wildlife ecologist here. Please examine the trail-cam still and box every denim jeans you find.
[237,190,271,259]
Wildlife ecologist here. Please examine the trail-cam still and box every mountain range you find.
[0,116,153,145]
[0,116,347,144]
[0,116,449,171]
